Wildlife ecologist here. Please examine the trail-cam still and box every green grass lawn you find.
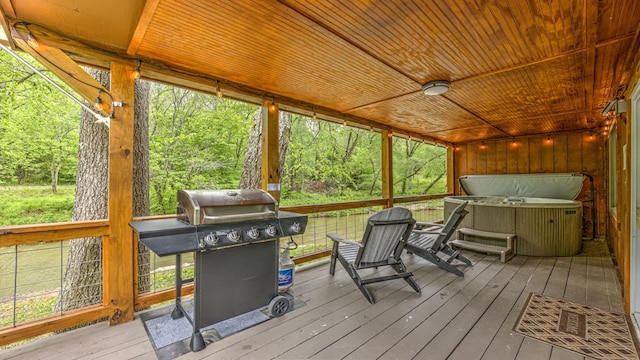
[0,186,75,226]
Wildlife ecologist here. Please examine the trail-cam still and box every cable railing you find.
[0,196,447,346]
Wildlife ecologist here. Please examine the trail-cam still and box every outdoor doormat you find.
[140,295,306,360]
[513,292,639,359]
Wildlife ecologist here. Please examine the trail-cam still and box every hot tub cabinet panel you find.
[514,207,582,256]
[445,196,582,256]
[473,206,515,234]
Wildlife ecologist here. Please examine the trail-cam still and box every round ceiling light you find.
[422,80,451,95]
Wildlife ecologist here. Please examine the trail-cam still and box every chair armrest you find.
[327,233,363,247]
[415,221,444,230]
[412,229,447,236]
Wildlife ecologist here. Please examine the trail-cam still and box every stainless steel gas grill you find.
[130,189,307,352]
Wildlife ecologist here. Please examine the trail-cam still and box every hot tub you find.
[448,174,585,257]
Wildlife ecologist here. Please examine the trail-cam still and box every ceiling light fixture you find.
[601,100,616,116]
[95,89,105,111]
[132,60,141,80]
[602,85,628,115]
[422,80,450,95]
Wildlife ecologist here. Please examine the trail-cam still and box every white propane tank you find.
[278,241,296,293]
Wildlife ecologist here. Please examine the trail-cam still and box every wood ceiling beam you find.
[454,33,635,86]
[10,22,112,116]
[440,95,510,137]
[276,0,420,85]
[127,0,160,55]
[454,47,586,84]
[9,20,136,67]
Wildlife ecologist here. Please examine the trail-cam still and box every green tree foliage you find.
[0,50,447,220]
[282,117,382,198]
[148,84,257,214]
[0,51,79,188]
[393,138,447,195]
[281,117,447,200]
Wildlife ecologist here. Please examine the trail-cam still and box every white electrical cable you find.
[0,43,110,127]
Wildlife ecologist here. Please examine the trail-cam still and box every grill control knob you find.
[291,222,302,233]
[247,227,260,240]
[265,225,277,237]
[203,232,219,246]
[227,230,241,242]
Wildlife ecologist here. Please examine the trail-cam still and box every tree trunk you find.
[54,68,110,314]
[133,79,151,294]
[423,172,445,194]
[239,110,262,189]
[239,109,292,189]
[279,112,292,179]
[51,159,61,193]
[54,69,151,314]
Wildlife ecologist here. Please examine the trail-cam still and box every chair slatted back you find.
[356,207,415,266]
[432,201,468,250]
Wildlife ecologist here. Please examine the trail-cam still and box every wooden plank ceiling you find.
[1,0,639,144]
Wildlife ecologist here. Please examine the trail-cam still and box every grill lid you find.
[178,189,278,225]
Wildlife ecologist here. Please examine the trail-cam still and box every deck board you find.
[411,256,527,359]
[447,256,540,360]
[482,257,558,360]
[1,240,630,360]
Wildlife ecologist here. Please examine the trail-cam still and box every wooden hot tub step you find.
[452,228,516,263]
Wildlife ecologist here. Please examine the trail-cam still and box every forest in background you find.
[0,50,447,225]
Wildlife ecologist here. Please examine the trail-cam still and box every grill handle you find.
[202,210,277,223]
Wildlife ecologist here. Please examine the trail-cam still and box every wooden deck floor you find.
[1,239,630,360]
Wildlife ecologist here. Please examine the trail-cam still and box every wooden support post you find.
[105,62,135,325]
[382,130,393,208]
[261,100,280,202]
[447,146,455,194]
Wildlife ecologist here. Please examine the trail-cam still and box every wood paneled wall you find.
[453,131,606,238]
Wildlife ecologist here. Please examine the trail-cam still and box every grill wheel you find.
[268,296,290,317]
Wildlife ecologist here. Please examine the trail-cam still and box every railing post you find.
[447,146,455,195]
[382,130,393,208]
[106,62,135,325]
[262,100,280,202]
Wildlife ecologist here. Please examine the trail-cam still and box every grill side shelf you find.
[129,219,199,256]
